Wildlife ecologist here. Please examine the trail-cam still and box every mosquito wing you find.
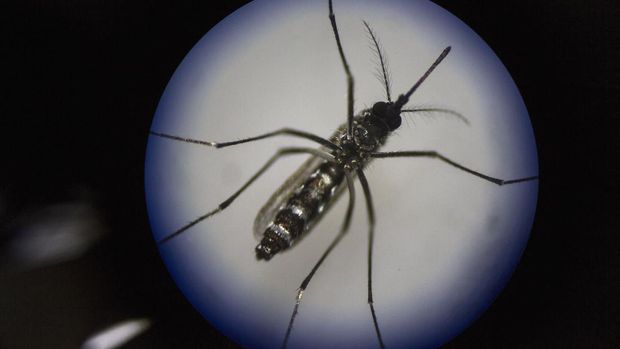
[252,124,348,241]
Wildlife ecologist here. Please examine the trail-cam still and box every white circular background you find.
[145,0,539,348]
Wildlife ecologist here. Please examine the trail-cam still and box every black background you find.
[1,0,618,348]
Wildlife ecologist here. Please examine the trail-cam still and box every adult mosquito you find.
[149,0,538,348]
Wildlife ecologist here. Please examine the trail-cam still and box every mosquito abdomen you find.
[255,161,345,260]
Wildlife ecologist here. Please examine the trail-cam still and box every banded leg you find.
[281,172,356,349]
[328,0,355,139]
[150,127,340,151]
[357,169,386,349]
[370,151,538,185]
[158,147,335,244]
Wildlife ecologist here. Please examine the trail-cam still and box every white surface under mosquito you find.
[145,0,538,348]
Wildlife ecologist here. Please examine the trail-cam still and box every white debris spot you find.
[82,318,152,349]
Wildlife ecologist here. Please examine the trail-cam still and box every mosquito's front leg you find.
[328,0,355,139]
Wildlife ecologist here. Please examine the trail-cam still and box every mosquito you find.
[149,0,538,348]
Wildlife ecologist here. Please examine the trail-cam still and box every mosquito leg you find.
[150,127,340,151]
[370,151,539,185]
[357,169,386,349]
[281,172,356,349]
[328,0,355,139]
[158,147,335,244]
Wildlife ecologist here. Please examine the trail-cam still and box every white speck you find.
[81,318,151,349]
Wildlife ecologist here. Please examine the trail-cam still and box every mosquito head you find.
[371,101,401,131]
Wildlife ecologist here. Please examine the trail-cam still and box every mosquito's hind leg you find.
[158,147,335,244]
[328,0,355,139]
[150,127,340,151]
[281,172,356,349]
[357,169,386,349]
[370,150,538,185]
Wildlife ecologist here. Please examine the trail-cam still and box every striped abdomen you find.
[255,160,345,260]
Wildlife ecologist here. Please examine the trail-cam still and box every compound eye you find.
[372,101,388,118]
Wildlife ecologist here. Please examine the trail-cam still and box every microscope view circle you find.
[145,1,538,348]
